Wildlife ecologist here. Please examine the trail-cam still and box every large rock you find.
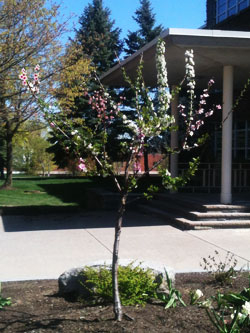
[58,259,175,297]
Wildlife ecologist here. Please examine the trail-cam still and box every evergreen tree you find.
[125,0,164,56]
[75,0,123,74]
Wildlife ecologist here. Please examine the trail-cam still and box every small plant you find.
[80,263,159,306]
[190,289,204,305]
[157,270,186,309]
[203,280,250,332]
[0,283,11,310]
[200,250,238,285]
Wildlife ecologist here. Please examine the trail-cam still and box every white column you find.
[220,65,233,204]
[170,86,179,178]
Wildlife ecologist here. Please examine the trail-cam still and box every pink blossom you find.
[216,105,222,110]
[133,162,141,173]
[78,158,87,172]
[196,120,204,129]
[208,79,215,86]
[50,122,55,127]
[205,110,214,117]
[196,108,204,114]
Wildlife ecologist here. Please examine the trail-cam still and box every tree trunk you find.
[0,155,4,180]
[143,137,149,177]
[2,125,13,188]
[112,193,127,321]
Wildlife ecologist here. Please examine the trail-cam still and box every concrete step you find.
[204,204,250,212]
[138,204,250,230]
[189,211,250,221]
[177,217,250,230]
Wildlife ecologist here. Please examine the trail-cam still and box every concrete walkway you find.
[1,210,250,282]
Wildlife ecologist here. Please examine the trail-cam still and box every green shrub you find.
[80,263,159,306]
[0,283,11,310]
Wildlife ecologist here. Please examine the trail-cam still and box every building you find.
[101,3,250,204]
[206,0,250,30]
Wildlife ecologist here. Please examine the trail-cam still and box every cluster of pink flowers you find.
[19,65,40,94]
[88,90,121,123]
[132,161,142,173]
[19,68,28,86]
[178,80,222,145]
[78,158,87,172]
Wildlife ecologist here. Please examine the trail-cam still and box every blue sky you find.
[57,0,206,42]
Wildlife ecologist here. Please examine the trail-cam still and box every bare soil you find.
[0,272,250,333]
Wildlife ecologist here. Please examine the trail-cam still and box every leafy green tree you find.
[13,121,56,175]
[75,0,123,74]
[125,0,164,56]
[50,0,123,169]
[0,135,5,179]
[0,0,66,188]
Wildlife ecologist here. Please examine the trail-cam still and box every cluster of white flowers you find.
[231,301,250,321]
[242,301,250,316]
[156,39,171,112]
[122,115,140,135]
[185,49,195,95]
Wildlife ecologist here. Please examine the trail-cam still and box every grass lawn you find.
[0,176,116,213]
[0,175,165,214]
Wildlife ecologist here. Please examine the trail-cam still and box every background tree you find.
[13,120,56,175]
[47,41,92,170]
[0,134,5,179]
[124,0,164,173]
[75,0,123,74]
[124,0,164,56]
[51,0,123,170]
[0,0,67,188]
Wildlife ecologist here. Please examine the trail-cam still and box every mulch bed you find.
[0,272,249,332]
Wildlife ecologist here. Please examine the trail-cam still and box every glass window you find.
[239,0,248,10]
[218,0,227,5]
[215,121,250,160]
[229,0,237,6]
[228,7,237,15]
[218,3,227,14]
[216,0,250,23]
[218,13,227,21]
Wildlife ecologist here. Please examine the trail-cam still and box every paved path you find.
[1,210,250,281]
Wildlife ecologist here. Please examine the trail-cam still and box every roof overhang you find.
[101,28,250,90]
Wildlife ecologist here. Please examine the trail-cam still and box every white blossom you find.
[242,301,250,316]
[194,289,203,300]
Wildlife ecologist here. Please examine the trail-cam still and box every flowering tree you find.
[0,0,69,188]
[20,38,219,321]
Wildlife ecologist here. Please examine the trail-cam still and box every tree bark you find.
[0,155,4,180]
[2,124,13,188]
[112,193,127,321]
[143,137,149,178]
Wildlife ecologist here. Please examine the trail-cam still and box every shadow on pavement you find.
[1,209,168,232]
